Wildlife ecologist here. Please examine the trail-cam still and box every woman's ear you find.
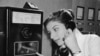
[64,28,72,38]
[67,28,73,35]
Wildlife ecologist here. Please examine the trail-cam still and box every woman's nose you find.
[50,33,57,40]
[50,33,54,39]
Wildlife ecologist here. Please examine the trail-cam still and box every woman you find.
[37,9,100,56]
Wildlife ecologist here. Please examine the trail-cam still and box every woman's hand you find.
[64,29,81,54]
[36,52,44,56]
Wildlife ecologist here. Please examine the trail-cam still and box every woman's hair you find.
[44,9,76,31]
[44,9,75,56]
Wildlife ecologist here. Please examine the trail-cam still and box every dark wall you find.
[72,0,100,35]
[95,0,100,35]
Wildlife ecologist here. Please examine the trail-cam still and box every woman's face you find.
[46,21,68,46]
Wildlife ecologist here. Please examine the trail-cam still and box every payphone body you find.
[0,7,43,56]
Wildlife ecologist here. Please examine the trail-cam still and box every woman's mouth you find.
[55,39,64,46]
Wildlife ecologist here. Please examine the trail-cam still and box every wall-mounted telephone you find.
[0,7,43,56]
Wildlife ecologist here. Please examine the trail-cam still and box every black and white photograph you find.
[0,0,100,56]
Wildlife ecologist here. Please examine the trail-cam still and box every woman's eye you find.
[54,28,59,32]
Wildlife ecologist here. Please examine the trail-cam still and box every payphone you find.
[0,7,43,56]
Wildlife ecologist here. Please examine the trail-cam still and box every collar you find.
[73,28,86,52]
[73,28,83,39]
